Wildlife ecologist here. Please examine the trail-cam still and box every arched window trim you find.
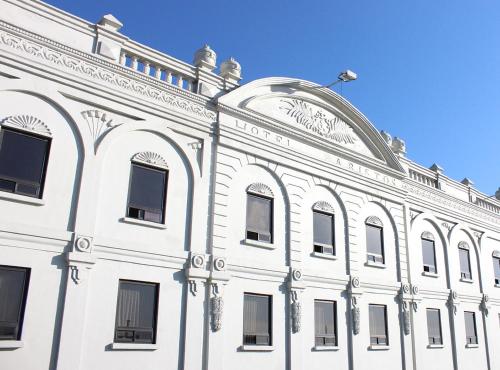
[131,151,169,170]
[247,183,274,198]
[421,231,435,241]
[492,250,500,258]
[458,241,470,250]
[365,216,383,227]
[1,115,52,138]
[312,201,334,214]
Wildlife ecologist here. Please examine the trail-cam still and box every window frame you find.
[464,311,478,345]
[312,210,335,255]
[493,255,500,285]
[421,236,437,274]
[245,192,274,243]
[366,223,385,264]
[0,265,31,341]
[242,293,272,346]
[369,304,388,346]
[458,244,472,280]
[0,126,51,199]
[314,299,337,347]
[426,308,443,345]
[126,162,168,225]
[114,279,159,344]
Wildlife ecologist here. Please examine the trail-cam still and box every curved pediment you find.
[217,77,405,174]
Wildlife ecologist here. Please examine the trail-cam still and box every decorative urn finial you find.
[194,44,217,72]
[391,137,406,157]
[220,57,242,83]
[380,130,392,146]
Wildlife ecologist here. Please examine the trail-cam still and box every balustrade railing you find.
[474,197,500,214]
[119,50,197,93]
[408,168,438,188]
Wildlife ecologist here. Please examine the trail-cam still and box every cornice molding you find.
[0,21,216,122]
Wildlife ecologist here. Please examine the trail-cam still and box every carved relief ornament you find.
[1,115,51,137]
[132,151,169,169]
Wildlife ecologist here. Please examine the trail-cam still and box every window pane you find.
[422,239,436,270]
[246,194,272,237]
[459,248,471,277]
[0,129,49,195]
[493,257,500,281]
[313,212,334,247]
[464,311,477,344]
[128,164,166,213]
[369,304,387,341]
[426,309,442,343]
[115,281,157,344]
[0,266,29,340]
[243,293,271,345]
[315,300,336,337]
[366,225,383,256]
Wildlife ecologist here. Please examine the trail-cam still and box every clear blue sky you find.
[47,0,500,195]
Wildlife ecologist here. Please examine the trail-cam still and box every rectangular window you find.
[464,311,478,345]
[127,163,167,224]
[0,266,30,340]
[0,128,50,198]
[114,280,159,344]
[369,304,388,345]
[422,238,437,273]
[493,257,500,285]
[243,293,272,346]
[366,224,384,264]
[246,194,273,243]
[314,300,337,346]
[313,211,335,255]
[426,308,442,345]
[459,247,472,280]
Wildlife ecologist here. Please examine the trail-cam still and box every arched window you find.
[127,152,169,224]
[421,232,437,274]
[366,216,384,264]
[245,183,274,243]
[0,115,52,198]
[312,201,335,255]
[458,241,472,281]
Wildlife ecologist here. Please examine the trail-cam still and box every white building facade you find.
[0,1,499,370]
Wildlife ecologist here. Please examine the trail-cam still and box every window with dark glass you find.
[313,211,334,255]
[369,304,388,345]
[459,245,472,280]
[422,237,437,273]
[243,293,272,346]
[426,308,442,345]
[246,193,273,243]
[0,266,30,340]
[127,163,167,224]
[493,256,500,285]
[114,280,159,344]
[0,128,50,198]
[366,224,384,264]
[464,311,477,345]
[314,300,337,346]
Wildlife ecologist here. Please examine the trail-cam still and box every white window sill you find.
[243,239,276,250]
[312,345,339,351]
[427,344,444,349]
[311,251,337,260]
[460,277,473,284]
[0,191,44,206]
[120,217,167,229]
[365,261,386,269]
[239,345,275,352]
[368,345,390,351]
[465,343,479,348]
[422,271,439,278]
[0,340,24,349]
[111,343,158,350]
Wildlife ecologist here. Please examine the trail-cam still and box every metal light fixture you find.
[321,69,357,88]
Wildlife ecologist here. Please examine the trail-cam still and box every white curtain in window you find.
[246,195,271,235]
[243,295,268,336]
[117,285,141,328]
[369,305,386,337]
[426,309,441,338]
[315,301,334,335]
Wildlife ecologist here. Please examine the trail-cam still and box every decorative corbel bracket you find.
[348,276,362,335]
[210,282,224,331]
[185,253,209,296]
[480,294,490,316]
[287,268,304,333]
[447,290,460,315]
[398,283,420,335]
